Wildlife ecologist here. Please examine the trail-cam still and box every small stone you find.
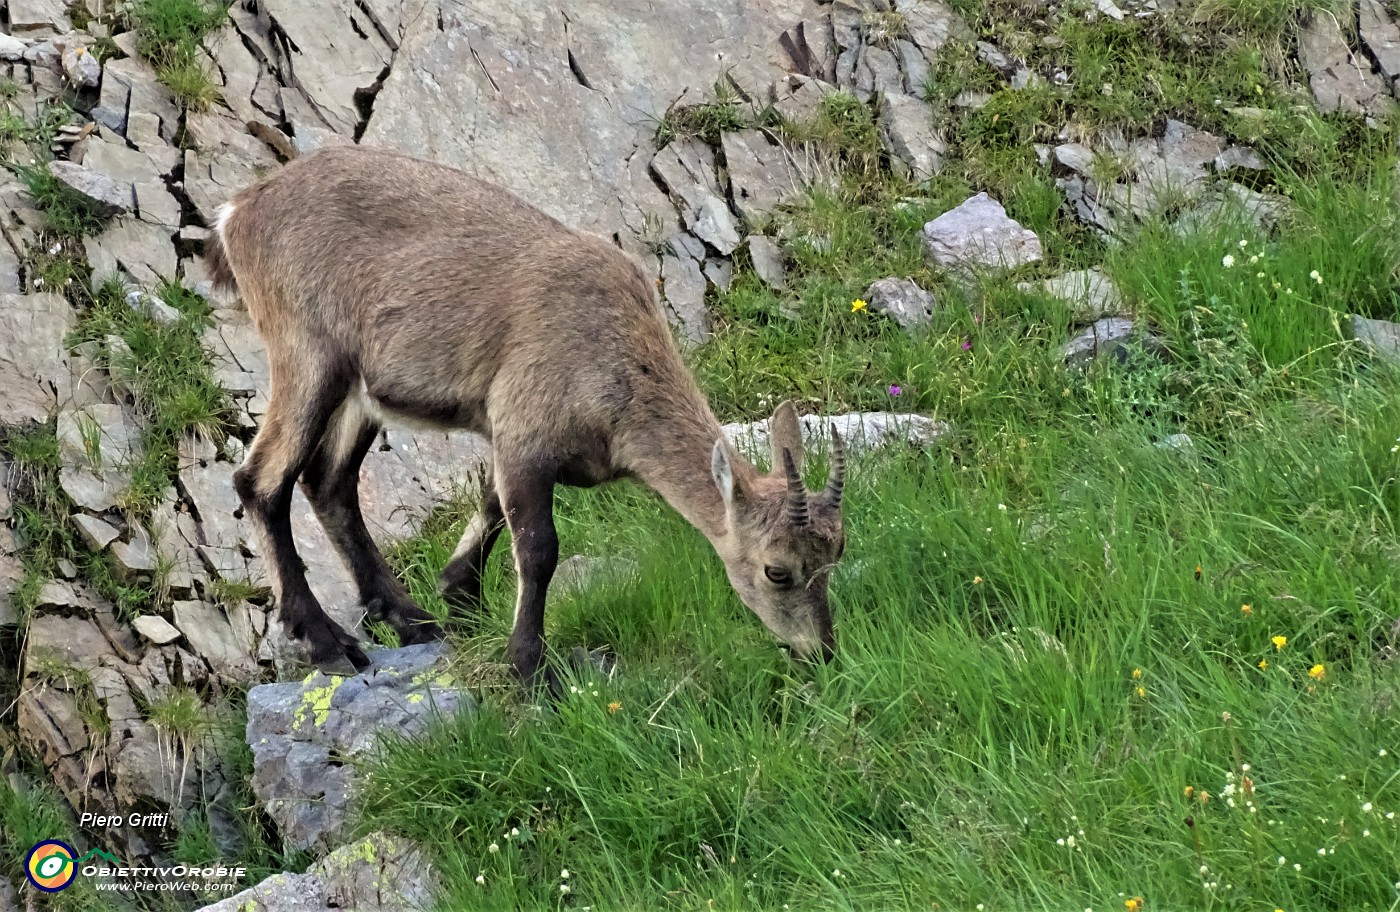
[922,193,1043,272]
[1155,433,1195,452]
[1054,143,1095,176]
[111,527,157,578]
[1061,317,1164,365]
[687,196,742,255]
[703,259,733,290]
[864,277,937,332]
[72,514,121,551]
[0,34,32,61]
[133,614,182,645]
[746,235,787,289]
[56,559,77,579]
[1214,146,1267,172]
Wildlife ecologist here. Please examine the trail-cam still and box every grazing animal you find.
[205,145,847,687]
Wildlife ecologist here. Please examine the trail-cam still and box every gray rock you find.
[687,195,742,255]
[7,0,72,32]
[102,57,182,142]
[1054,142,1095,175]
[1298,10,1396,118]
[112,526,158,578]
[864,277,937,332]
[60,43,101,88]
[56,402,145,512]
[362,0,820,267]
[246,643,475,852]
[182,112,280,226]
[747,235,787,289]
[922,192,1043,272]
[0,292,75,424]
[1214,145,1267,172]
[903,1,973,54]
[84,216,178,286]
[194,833,439,912]
[896,39,930,96]
[880,92,945,180]
[1360,0,1400,83]
[661,253,710,345]
[1061,317,1164,365]
[723,411,952,460]
[703,259,734,290]
[0,34,31,61]
[722,129,807,221]
[1019,267,1125,321]
[72,514,121,551]
[650,140,722,213]
[1350,315,1400,366]
[770,74,838,123]
[92,64,133,135]
[1,554,23,626]
[172,600,260,679]
[856,43,903,98]
[132,614,183,645]
[1155,433,1194,452]
[47,161,133,216]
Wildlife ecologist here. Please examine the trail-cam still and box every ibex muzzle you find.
[206,145,849,688]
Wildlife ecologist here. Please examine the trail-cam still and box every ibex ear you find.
[711,438,745,515]
[769,399,804,475]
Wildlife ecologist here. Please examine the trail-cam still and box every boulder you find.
[922,193,1043,272]
[864,277,937,332]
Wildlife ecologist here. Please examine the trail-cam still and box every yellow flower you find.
[1258,659,1268,670]
[1126,898,1144,912]
[1136,686,1146,699]
[851,298,868,313]
[608,701,622,713]
[1241,604,1252,615]
[1308,664,1325,680]
[972,575,983,585]
[1132,668,1143,679]
[1184,786,1195,798]
[1272,635,1287,651]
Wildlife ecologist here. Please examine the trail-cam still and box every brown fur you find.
[213,145,847,687]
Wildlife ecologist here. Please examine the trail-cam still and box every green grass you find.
[68,279,233,517]
[350,13,1400,904]
[123,0,229,110]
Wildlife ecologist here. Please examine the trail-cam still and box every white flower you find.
[1363,802,1373,812]
[1318,847,1327,856]
[476,874,486,886]
[1294,863,1302,871]
[1238,239,1248,248]
[488,843,499,853]
[560,884,571,894]
[1057,838,1066,846]
[1310,269,1322,284]
[833,869,844,878]
[1364,829,1371,837]
[1241,764,1250,772]
[561,869,570,880]
[1223,254,1235,268]
[1380,749,1388,756]
[1278,856,1287,865]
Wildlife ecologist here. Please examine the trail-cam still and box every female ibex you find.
[206,145,847,688]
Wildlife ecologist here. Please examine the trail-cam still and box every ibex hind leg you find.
[300,398,444,647]
[495,456,562,697]
[234,359,370,676]
[437,461,505,629]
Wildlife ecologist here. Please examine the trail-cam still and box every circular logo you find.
[25,840,77,892]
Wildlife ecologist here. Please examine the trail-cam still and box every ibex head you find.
[710,400,847,662]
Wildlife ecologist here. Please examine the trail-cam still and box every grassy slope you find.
[355,2,1400,910]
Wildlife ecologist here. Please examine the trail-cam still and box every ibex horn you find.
[782,447,809,526]
[823,425,845,508]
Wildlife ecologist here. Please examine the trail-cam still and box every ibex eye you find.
[764,566,793,587]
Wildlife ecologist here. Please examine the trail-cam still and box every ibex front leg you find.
[497,459,559,694]
[234,363,369,675]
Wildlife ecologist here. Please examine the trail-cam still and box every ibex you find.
[205,145,847,688]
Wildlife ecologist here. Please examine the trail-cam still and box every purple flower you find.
[887,384,902,397]
[961,338,972,350]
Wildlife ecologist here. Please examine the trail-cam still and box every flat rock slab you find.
[1298,9,1396,118]
[1019,267,1125,322]
[247,643,476,852]
[723,410,952,462]
[922,192,1043,272]
[0,293,77,425]
[194,833,438,912]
